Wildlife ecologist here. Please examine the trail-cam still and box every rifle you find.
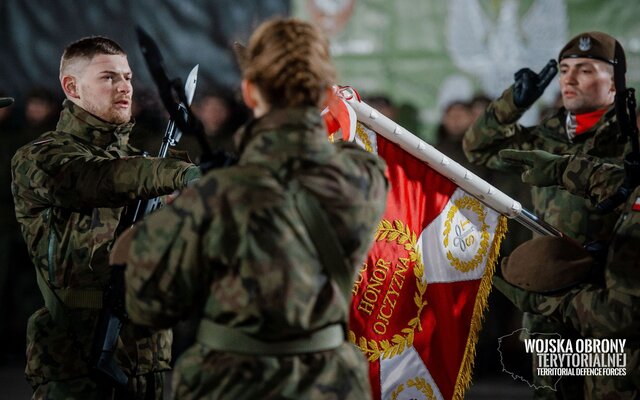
[136,26,236,170]
[90,31,200,387]
[131,64,199,220]
[596,42,640,213]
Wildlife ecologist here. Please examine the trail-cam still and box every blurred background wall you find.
[0,0,289,95]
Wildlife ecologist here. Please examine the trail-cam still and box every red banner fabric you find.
[349,133,505,400]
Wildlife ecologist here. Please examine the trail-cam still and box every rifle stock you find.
[91,264,128,386]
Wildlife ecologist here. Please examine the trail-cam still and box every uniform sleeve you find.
[462,86,537,170]
[560,154,625,204]
[11,142,200,209]
[539,196,640,337]
[557,285,640,338]
[123,185,209,328]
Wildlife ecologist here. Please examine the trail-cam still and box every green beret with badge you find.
[558,31,625,67]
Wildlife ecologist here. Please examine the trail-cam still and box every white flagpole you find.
[340,87,562,237]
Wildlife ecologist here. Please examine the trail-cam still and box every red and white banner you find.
[325,94,507,399]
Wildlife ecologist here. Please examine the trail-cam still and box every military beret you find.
[501,235,594,294]
[0,97,14,109]
[558,31,625,69]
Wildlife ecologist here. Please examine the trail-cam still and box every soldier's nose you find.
[117,81,132,94]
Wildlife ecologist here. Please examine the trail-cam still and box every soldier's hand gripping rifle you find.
[133,62,199,219]
[596,42,640,213]
[90,28,200,387]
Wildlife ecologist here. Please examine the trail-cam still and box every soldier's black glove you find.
[512,59,558,108]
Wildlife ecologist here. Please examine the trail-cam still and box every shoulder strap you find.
[37,208,103,322]
[293,189,353,303]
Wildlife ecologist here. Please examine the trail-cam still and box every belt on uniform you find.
[35,266,103,318]
[196,319,345,356]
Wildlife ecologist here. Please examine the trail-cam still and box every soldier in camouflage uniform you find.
[463,31,630,399]
[11,37,200,399]
[494,148,640,399]
[113,18,389,399]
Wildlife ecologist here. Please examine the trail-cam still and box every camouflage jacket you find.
[124,107,389,399]
[11,100,198,384]
[528,155,640,339]
[463,86,629,242]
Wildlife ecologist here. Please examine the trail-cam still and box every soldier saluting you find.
[463,32,631,399]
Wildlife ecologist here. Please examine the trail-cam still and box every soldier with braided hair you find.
[112,17,389,399]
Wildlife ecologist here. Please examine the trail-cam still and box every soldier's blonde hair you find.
[242,18,336,108]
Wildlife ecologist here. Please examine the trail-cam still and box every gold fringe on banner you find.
[453,215,508,400]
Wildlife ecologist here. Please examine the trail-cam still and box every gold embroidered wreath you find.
[349,219,427,361]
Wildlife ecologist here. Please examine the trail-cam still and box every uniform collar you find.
[564,105,615,141]
[56,99,134,149]
[236,107,334,169]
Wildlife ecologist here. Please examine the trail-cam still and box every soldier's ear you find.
[607,65,616,94]
[242,79,269,117]
[241,79,257,110]
[610,77,616,94]
[61,75,80,99]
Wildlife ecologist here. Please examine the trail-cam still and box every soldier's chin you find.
[564,103,596,115]
[562,100,581,113]
[107,110,132,125]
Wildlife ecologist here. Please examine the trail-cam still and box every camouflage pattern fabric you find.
[561,159,640,399]
[463,86,630,399]
[11,100,199,393]
[124,107,390,399]
[464,86,629,242]
[518,155,640,399]
[560,153,626,204]
[31,371,164,400]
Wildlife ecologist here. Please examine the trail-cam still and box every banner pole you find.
[340,87,562,237]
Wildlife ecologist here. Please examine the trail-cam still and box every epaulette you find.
[31,138,55,146]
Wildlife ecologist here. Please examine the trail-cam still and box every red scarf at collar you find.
[575,108,607,135]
